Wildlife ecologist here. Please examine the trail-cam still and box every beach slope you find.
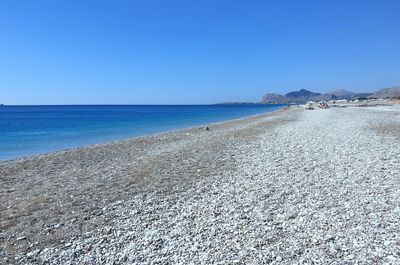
[1,106,400,264]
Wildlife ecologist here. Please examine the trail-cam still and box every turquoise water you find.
[0,104,283,160]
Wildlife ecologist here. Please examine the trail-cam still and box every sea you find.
[0,104,283,160]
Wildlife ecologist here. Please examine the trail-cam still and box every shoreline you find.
[2,105,400,263]
[1,106,296,260]
[0,106,285,163]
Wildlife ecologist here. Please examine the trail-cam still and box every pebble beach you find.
[1,105,400,264]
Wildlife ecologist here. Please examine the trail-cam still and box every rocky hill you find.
[285,89,321,98]
[261,93,290,104]
[370,86,400,98]
[261,89,373,104]
[221,85,399,105]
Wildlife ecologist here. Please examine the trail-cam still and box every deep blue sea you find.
[0,104,283,160]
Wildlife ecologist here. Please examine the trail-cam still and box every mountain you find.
[331,89,373,99]
[258,85,400,105]
[370,86,400,98]
[262,89,322,104]
[285,89,322,103]
[261,93,289,104]
[327,89,355,98]
[321,90,372,100]
[285,89,321,98]
[261,89,373,104]
[352,93,373,98]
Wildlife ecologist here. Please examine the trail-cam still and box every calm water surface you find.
[0,104,283,160]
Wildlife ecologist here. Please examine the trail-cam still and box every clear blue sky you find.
[1,0,399,104]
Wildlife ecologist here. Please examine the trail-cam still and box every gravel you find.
[1,106,400,264]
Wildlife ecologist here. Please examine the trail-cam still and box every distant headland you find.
[219,85,400,105]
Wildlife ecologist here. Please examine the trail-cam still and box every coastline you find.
[1,107,294,258]
[0,104,284,162]
[1,105,400,263]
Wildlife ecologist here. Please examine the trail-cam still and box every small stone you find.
[16,236,27,241]
[26,249,41,258]
[104,227,112,235]
[326,235,335,242]
[53,223,62,229]
[204,126,210,130]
